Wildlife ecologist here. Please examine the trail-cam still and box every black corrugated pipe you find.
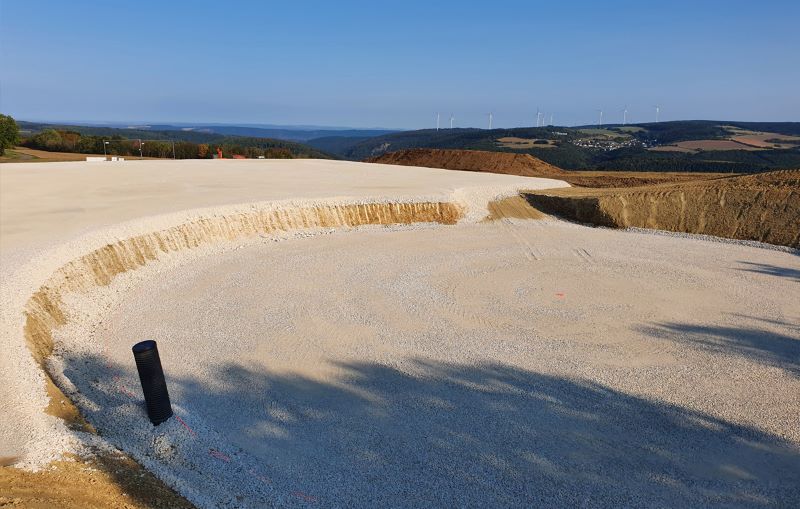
[132,340,173,425]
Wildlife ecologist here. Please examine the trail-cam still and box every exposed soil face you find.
[485,195,546,220]
[0,452,193,509]
[524,170,800,248]
[368,148,567,178]
[562,171,728,188]
[370,149,797,248]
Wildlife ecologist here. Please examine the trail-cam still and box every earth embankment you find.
[368,148,726,187]
[524,170,800,248]
[368,148,567,178]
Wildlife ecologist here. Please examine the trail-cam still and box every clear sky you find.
[1,0,798,129]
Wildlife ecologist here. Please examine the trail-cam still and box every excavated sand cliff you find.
[525,170,800,248]
[368,150,797,247]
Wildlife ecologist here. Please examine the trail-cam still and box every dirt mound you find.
[368,149,726,188]
[368,148,567,178]
[524,170,800,248]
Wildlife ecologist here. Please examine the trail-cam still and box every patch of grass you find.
[616,126,645,133]
[0,148,38,162]
[578,128,618,136]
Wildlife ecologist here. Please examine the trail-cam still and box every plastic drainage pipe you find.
[132,340,173,425]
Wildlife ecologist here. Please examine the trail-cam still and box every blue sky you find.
[1,0,798,128]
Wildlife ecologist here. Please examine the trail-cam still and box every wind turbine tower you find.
[436,112,440,131]
[597,109,604,127]
[550,113,554,126]
[654,105,661,123]
[488,112,493,130]
[450,114,454,129]
[536,108,542,127]
[622,105,628,126]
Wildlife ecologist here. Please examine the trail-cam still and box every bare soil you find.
[368,148,567,178]
[368,148,725,188]
[0,452,193,509]
[3,289,193,508]
[524,170,800,248]
[369,149,798,247]
[561,171,727,188]
[731,134,800,149]
[485,195,546,220]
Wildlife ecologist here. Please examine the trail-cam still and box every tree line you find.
[0,113,20,155]
[21,129,302,159]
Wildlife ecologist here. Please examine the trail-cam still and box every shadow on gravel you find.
[638,322,800,377]
[738,261,800,282]
[64,353,800,508]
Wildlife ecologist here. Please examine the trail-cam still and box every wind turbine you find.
[487,112,493,130]
[450,114,454,129]
[549,113,554,126]
[436,112,440,131]
[653,105,661,123]
[597,109,604,127]
[536,108,542,127]
[622,105,628,126]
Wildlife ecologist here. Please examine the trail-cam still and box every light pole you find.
[103,140,109,158]
[139,140,144,160]
[172,141,176,159]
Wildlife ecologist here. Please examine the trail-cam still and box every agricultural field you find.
[0,147,93,163]
[730,133,800,149]
[649,127,800,154]
[495,137,557,149]
[0,146,166,163]
[650,139,762,152]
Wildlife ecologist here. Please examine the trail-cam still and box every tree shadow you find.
[59,351,800,508]
[738,261,800,282]
[637,322,800,377]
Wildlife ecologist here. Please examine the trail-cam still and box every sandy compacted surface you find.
[54,220,800,508]
[0,160,567,507]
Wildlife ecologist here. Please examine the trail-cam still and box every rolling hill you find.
[310,121,800,173]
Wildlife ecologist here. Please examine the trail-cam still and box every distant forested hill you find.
[306,121,800,173]
[18,121,397,143]
[142,124,398,142]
